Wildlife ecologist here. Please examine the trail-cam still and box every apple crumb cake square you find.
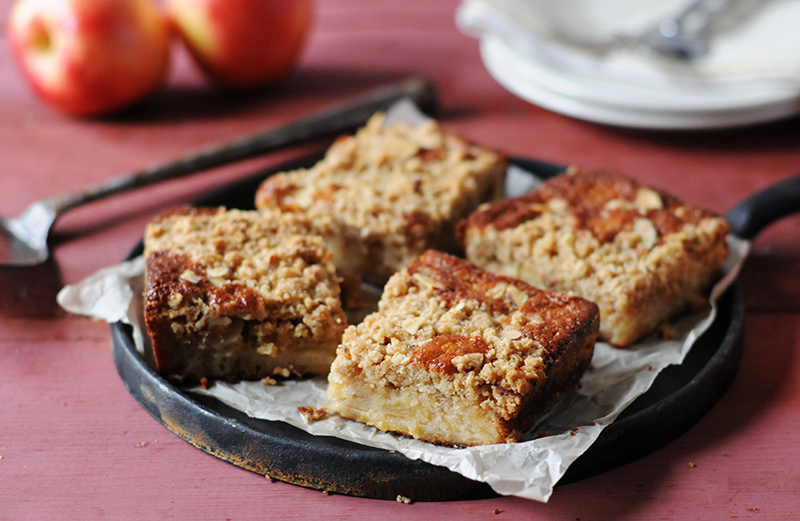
[459,166,731,347]
[325,250,599,446]
[143,206,347,383]
[254,112,508,285]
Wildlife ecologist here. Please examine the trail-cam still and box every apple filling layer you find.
[328,363,509,447]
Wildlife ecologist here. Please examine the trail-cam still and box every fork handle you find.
[665,0,746,37]
[44,78,437,215]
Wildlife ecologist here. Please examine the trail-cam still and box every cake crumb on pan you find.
[297,406,327,423]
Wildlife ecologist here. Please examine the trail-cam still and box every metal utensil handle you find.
[45,78,437,215]
[725,174,800,240]
[666,0,745,37]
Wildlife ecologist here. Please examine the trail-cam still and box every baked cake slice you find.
[254,113,508,285]
[459,167,731,347]
[326,250,599,446]
[143,207,347,383]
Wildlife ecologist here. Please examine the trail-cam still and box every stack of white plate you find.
[457,0,800,130]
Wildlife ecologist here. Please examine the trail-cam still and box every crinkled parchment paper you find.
[56,101,749,502]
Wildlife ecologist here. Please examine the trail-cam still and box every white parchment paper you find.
[55,101,750,502]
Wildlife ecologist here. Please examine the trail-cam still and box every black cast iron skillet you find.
[110,154,800,501]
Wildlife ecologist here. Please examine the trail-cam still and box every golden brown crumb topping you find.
[407,250,598,352]
[461,167,721,246]
[255,113,507,238]
[146,251,262,316]
[144,206,346,336]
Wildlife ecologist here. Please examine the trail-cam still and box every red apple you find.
[166,0,313,89]
[7,0,171,117]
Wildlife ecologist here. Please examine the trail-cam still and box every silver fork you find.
[619,0,749,60]
[0,78,437,267]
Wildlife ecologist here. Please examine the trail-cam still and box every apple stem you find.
[27,19,53,53]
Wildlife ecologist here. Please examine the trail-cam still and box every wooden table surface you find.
[2,1,799,519]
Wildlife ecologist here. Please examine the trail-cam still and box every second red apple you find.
[166,0,313,89]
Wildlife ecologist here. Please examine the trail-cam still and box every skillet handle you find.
[510,157,568,180]
[725,174,800,241]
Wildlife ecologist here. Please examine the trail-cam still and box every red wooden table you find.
[2,1,799,519]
